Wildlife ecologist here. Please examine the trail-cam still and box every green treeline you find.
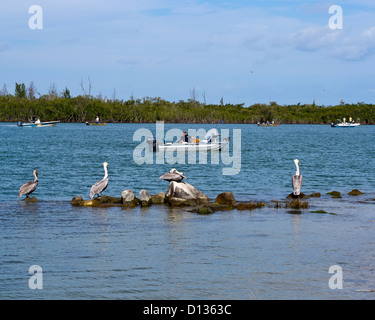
[0,84,374,124]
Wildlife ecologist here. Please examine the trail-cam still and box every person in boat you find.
[181,130,190,143]
[35,118,41,124]
[32,115,36,123]
[96,115,99,124]
[349,117,353,123]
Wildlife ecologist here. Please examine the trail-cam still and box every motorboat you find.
[147,128,229,152]
[257,122,279,127]
[331,119,360,128]
[17,120,60,127]
[85,122,107,126]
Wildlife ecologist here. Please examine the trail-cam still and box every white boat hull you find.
[331,123,360,127]
[158,140,229,152]
[18,121,60,127]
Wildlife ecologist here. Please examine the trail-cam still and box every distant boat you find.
[85,122,107,126]
[331,119,360,128]
[147,128,229,152]
[17,120,60,127]
[257,122,279,127]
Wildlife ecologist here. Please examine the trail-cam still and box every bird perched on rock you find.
[18,169,38,198]
[159,168,187,182]
[90,162,108,198]
[292,159,303,196]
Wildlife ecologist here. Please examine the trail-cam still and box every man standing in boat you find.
[181,130,190,142]
[96,115,99,124]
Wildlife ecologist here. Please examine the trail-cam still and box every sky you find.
[0,0,375,106]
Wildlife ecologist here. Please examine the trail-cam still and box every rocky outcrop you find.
[348,189,363,196]
[121,189,140,207]
[165,181,209,206]
[139,189,152,206]
[70,195,122,207]
[150,192,165,204]
[22,196,38,203]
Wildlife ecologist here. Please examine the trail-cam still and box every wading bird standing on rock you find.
[90,162,109,198]
[292,159,303,196]
[18,169,38,198]
[159,169,187,183]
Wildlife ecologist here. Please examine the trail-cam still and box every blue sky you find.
[1,0,375,105]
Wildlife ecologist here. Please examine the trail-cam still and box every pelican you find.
[292,159,303,196]
[90,162,108,199]
[159,168,187,182]
[18,170,38,198]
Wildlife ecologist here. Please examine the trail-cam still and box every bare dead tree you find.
[27,81,37,99]
[202,91,206,105]
[80,76,92,97]
[0,83,8,96]
[190,87,196,102]
[48,83,58,99]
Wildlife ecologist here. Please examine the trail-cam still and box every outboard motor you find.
[146,137,159,152]
[17,121,23,127]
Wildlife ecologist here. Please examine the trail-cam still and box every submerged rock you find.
[327,191,342,198]
[165,181,209,206]
[236,202,266,210]
[348,189,363,196]
[285,199,309,209]
[71,195,122,207]
[22,196,38,203]
[309,192,321,198]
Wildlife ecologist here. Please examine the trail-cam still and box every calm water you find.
[0,122,374,300]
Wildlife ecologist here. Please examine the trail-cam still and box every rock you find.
[309,192,321,198]
[327,191,342,198]
[98,195,122,204]
[22,197,38,203]
[287,192,308,199]
[165,181,209,206]
[236,202,266,210]
[214,192,236,207]
[151,192,165,204]
[139,189,152,206]
[192,205,215,215]
[285,199,309,209]
[71,195,83,206]
[121,189,140,207]
[121,189,135,202]
[71,195,122,207]
[348,189,363,196]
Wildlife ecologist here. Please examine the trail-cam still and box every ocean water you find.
[0,122,374,300]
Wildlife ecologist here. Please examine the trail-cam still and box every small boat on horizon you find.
[17,120,60,127]
[85,122,107,126]
[257,123,279,127]
[331,118,360,128]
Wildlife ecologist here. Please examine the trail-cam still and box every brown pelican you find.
[90,162,108,198]
[18,170,38,198]
[292,159,303,196]
[159,168,187,182]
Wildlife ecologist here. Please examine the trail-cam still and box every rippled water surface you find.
[0,123,374,300]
